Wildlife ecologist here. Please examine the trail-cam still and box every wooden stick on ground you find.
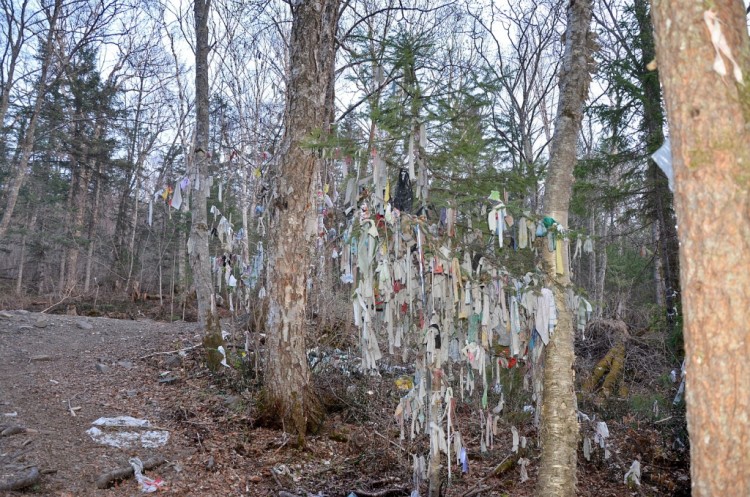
[95,455,166,489]
[1,425,28,437]
[459,452,521,497]
[354,486,410,497]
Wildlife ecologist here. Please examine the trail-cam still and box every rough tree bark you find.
[535,0,594,495]
[264,0,339,445]
[651,0,750,494]
[189,0,223,370]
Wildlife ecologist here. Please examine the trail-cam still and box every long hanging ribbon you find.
[416,225,426,308]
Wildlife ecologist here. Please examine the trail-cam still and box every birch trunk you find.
[264,0,339,445]
[651,0,750,493]
[189,0,224,370]
[535,0,594,495]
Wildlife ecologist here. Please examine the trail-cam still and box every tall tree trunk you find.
[588,213,597,311]
[264,0,339,445]
[16,210,37,295]
[595,215,608,316]
[64,118,98,293]
[652,222,665,306]
[125,173,140,292]
[535,0,594,495]
[84,157,103,293]
[189,0,223,369]
[64,163,91,292]
[0,0,61,239]
[651,0,750,494]
[633,0,679,310]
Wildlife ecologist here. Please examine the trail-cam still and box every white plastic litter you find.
[86,427,140,448]
[624,460,641,486]
[92,416,151,428]
[218,345,230,368]
[651,140,674,191]
[141,430,171,448]
[518,457,530,482]
[86,417,169,449]
[130,457,166,493]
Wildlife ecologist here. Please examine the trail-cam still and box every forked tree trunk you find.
[0,0,61,239]
[535,0,594,495]
[264,0,339,445]
[189,0,223,369]
[651,0,750,494]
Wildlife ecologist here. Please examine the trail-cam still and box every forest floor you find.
[0,301,690,497]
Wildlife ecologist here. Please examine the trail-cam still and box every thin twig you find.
[138,344,200,360]
[41,289,74,314]
[373,430,405,452]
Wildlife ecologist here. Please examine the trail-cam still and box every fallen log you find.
[0,466,40,491]
[582,319,629,397]
[95,455,166,489]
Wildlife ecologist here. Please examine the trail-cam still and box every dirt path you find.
[0,310,367,497]
[0,310,201,495]
[0,309,689,497]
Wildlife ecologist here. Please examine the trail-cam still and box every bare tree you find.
[0,0,61,239]
[468,0,564,211]
[189,0,224,369]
